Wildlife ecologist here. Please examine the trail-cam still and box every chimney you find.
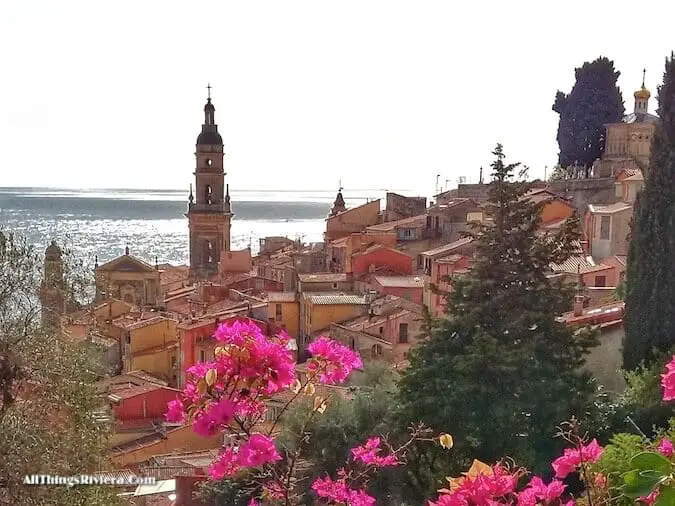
[573,295,585,317]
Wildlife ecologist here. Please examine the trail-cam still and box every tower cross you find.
[207,83,212,99]
[642,69,646,88]
[338,178,343,192]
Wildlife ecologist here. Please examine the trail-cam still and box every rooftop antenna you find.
[479,166,484,184]
[435,174,440,195]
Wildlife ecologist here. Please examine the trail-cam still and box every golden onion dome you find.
[634,86,651,100]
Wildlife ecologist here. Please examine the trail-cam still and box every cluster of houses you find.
[34,80,656,504]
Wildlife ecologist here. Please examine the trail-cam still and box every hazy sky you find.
[1,1,673,197]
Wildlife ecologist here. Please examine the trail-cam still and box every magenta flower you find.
[165,398,185,423]
[311,476,375,506]
[208,447,239,479]
[193,398,237,436]
[307,336,363,384]
[658,438,674,457]
[551,439,604,479]
[517,476,565,505]
[237,433,282,467]
[351,437,400,467]
[662,356,675,401]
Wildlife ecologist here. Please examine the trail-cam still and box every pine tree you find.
[397,145,598,478]
[553,57,624,177]
[624,54,675,370]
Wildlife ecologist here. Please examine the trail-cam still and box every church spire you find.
[634,68,651,114]
[330,181,347,216]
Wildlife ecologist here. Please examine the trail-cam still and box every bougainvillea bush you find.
[166,322,675,505]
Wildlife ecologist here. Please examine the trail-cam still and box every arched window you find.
[205,185,212,204]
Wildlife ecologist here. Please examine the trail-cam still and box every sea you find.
[0,187,390,267]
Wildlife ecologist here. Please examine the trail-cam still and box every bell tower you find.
[186,85,233,279]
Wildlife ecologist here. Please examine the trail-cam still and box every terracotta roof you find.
[561,301,625,326]
[366,214,427,232]
[304,293,368,305]
[112,315,172,331]
[352,243,408,257]
[329,236,350,247]
[428,198,474,211]
[372,275,424,288]
[550,255,612,275]
[298,273,348,283]
[541,217,568,230]
[108,382,179,402]
[587,202,633,214]
[613,255,627,267]
[267,292,298,303]
[436,253,465,264]
[158,264,190,286]
[624,172,645,182]
[421,237,474,258]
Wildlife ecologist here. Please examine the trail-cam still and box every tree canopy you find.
[0,231,118,506]
[624,53,675,370]
[397,145,598,481]
[553,56,625,177]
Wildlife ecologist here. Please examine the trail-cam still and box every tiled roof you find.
[428,198,474,211]
[587,202,633,214]
[329,236,350,247]
[108,382,178,402]
[267,292,298,303]
[366,214,427,232]
[298,273,348,283]
[435,253,465,264]
[623,112,659,124]
[421,237,474,258]
[158,264,190,285]
[112,315,172,331]
[372,275,424,288]
[550,255,611,275]
[561,301,625,326]
[305,293,368,305]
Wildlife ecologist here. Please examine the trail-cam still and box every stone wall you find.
[451,178,617,216]
[385,192,427,221]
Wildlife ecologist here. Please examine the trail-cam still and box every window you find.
[371,344,383,358]
[275,303,282,321]
[399,323,409,343]
[206,158,212,166]
[199,350,206,363]
[599,215,611,240]
[379,326,383,334]
[125,332,131,345]
[332,283,338,289]
[349,337,356,350]
[171,356,178,370]
[403,229,412,238]
[594,275,607,287]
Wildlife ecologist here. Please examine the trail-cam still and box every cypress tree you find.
[553,57,624,178]
[624,54,675,370]
[397,145,598,478]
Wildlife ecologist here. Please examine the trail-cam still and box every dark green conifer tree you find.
[553,57,624,177]
[624,53,675,370]
[397,145,598,479]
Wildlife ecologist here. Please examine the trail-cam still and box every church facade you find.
[593,73,659,177]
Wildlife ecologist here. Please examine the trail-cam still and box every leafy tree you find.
[397,145,599,484]
[0,231,118,505]
[624,53,675,370]
[278,361,410,505]
[553,56,624,178]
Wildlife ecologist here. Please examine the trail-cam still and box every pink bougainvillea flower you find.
[594,472,608,488]
[247,499,259,506]
[661,356,675,401]
[237,433,282,467]
[658,438,674,457]
[351,436,400,467]
[165,398,185,423]
[307,336,363,384]
[311,476,375,506]
[192,398,238,437]
[551,439,603,478]
[640,489,660,505]
[517,476,565,505]
[208,447,239,479]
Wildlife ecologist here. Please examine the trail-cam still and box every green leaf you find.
[622,469,668,499]
[654,485,675,506]
[631,452,674,475]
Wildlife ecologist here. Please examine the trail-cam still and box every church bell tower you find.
[186,85,232,279]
